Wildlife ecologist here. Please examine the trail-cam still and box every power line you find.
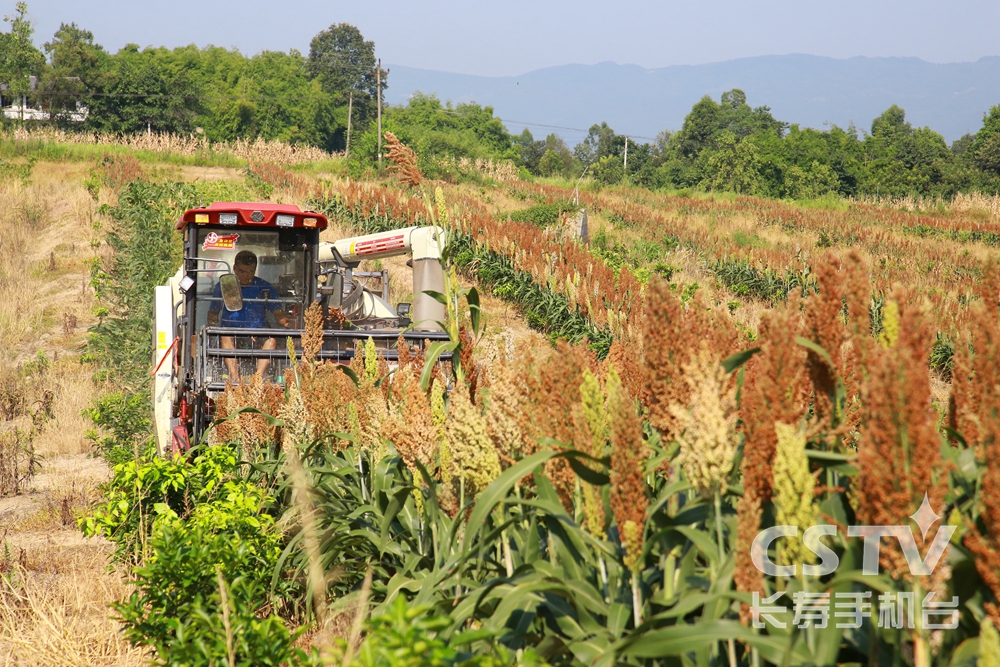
[423,105,657,139]
[502,118,657,141]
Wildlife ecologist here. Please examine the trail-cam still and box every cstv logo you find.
[751,494,954,577]
[749,494,960,631]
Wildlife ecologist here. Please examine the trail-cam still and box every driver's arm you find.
[207,279,223,326]
[271,308,292,328]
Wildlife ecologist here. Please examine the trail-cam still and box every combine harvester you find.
[151,202,450,455]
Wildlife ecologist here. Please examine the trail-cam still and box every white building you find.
[1,104,88,123]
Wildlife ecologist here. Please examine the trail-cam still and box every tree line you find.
[361,85,1000,199]
[550,89,1000,199]
[0,2,382,150]
[4,1,1000,197]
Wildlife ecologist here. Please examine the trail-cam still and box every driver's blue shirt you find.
[209,276,278,328]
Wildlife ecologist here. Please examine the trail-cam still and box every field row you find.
[498,181,994,335]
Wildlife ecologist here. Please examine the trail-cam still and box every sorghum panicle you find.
[608,368,648,572]
[857,290,948,583]
[671,344,739,498]
[772,422,817,567]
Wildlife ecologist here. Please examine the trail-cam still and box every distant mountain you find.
[384,55,1000,144]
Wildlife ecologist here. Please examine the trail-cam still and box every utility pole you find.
[572,164,590,207]
[345,92,353,158]
[623,136,628,174]
[376,59,382,170]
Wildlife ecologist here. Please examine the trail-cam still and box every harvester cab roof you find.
[175,202,329,232]
[152,202,450,455]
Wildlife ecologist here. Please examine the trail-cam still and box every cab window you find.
[193,228,309,331]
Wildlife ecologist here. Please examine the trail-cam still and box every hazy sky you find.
[16,0,1000,77]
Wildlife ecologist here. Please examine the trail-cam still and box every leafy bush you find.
[83,391,153,464]
[81,444,248,564]
[507,201,575,227]
[82,441,304,666]
[132,583,303,667]
[113,491,293,664]
[0,155,36,183]
[331,597,548,667]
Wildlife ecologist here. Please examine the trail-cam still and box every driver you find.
[207,250,291,380]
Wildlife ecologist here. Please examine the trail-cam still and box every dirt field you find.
[0,162,139,666]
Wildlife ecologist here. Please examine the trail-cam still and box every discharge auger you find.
[152,201,449,454]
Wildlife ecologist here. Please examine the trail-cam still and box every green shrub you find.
[0,156,36,183]
[83,440,302,665]
[508,201,575,227]
[113,494,292,664]
[81,444,247,564]
[139,588,303,667]
[82,391,153,464]
[331,597,548,667]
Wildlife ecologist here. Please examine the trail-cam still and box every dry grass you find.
[0,162,97,359]
[0,432,127,663]
[0,537,145,666]
[950,192,1000,219]
[5,453,108,531]
[0,162,100,502]
[436,156,519,183]
[30,363,101,458]
[6,127,336,165]
[0,181,51,349]
[851,191,1000,219]
[0,412,126,667]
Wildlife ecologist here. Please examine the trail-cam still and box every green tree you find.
[539,133,575,177]
[974,135,1000,175]
[85,44,203,134]
[971,105,1000,175]
[719,88,787,138]
[537,149,564,177]
[514,128,546,172]
[952,132,976,159]
[352,93,517,170]
[41,22,106,123]
[591,153,624,184]
[670,89,785,163]
[672,95,721,159]
[657,89,786,190]
[219,50,330,146]
[702,130,763,194]
[0,2,45,119]
[307,22,380,129]
[752,123,863,197]
[573,122,619,166]
[863,105,952,196]
[783,160,840,199]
